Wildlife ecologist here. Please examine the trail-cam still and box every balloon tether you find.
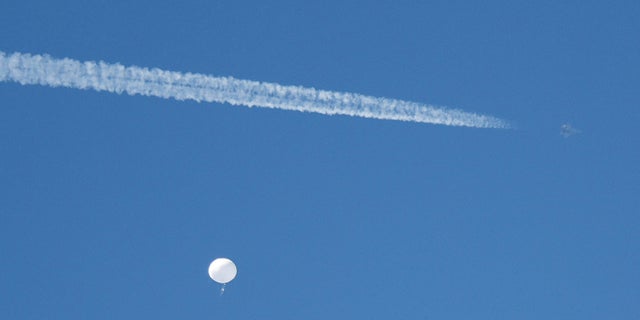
[220,283,226,296]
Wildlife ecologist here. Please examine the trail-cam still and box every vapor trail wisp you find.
[0,51,509,128]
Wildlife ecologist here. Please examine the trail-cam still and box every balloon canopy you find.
[208,258,237,284]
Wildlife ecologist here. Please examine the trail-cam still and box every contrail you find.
[0,51,510,128]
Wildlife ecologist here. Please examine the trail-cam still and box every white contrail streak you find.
[0,51,510,128]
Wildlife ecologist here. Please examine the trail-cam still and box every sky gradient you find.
[1,1,639,319]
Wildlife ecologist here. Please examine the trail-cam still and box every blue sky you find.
[1,1,638,319]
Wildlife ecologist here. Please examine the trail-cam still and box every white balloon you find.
[208,258,237,284]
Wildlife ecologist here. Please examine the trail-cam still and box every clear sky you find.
[1,1,638,319]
